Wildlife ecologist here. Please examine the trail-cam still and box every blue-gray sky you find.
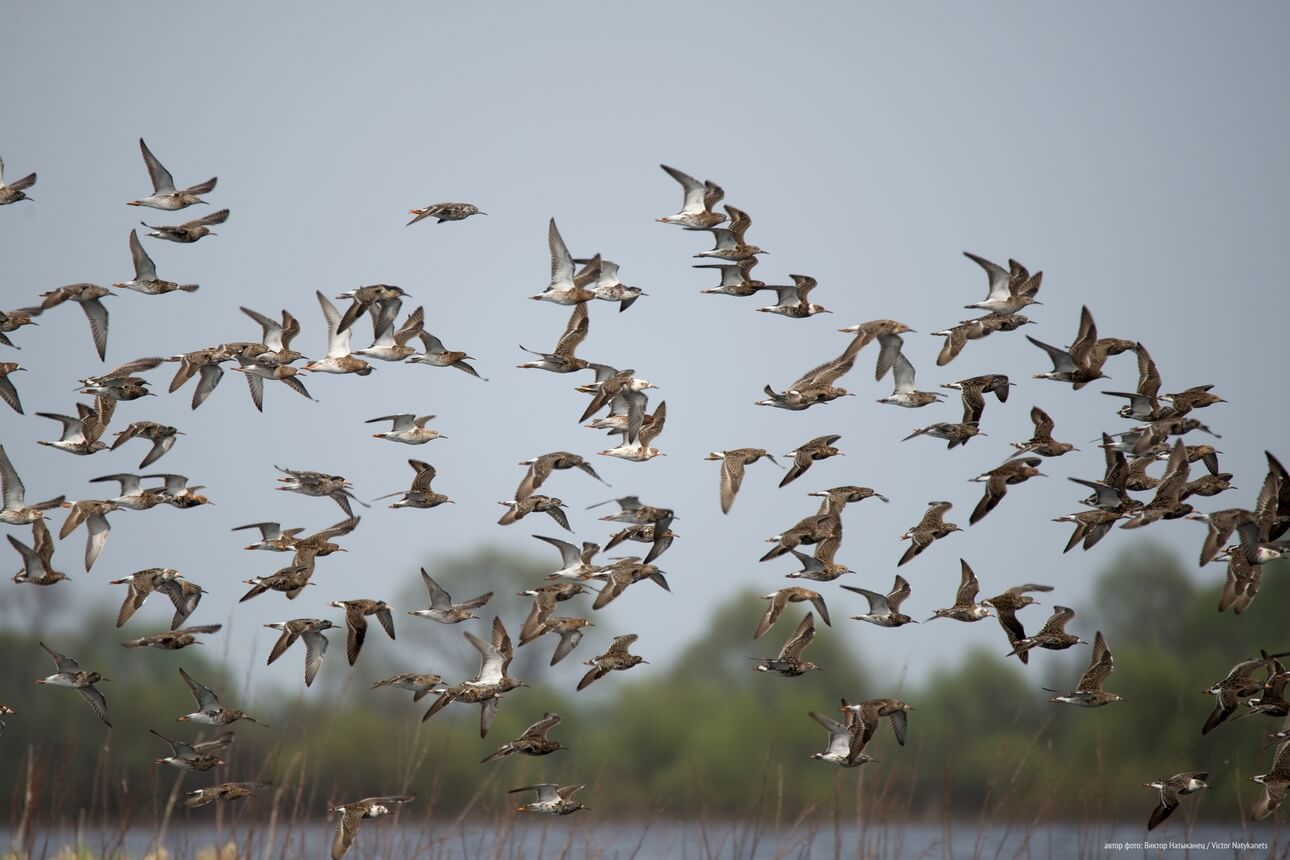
[2,2,1288,696]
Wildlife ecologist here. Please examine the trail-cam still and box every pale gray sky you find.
[2,2,1288,695]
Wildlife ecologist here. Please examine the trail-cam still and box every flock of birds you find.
[2,148,1289,852]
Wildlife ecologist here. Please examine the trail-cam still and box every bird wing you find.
[78,685,112,727]
[522,712,561,740]
[331,807,364,860]
[420,568,452,609]
[886,575,912,612]
[316,291,350,359]
[41,641,80,673]
[778,613,816,661]
[1027,336,1078,374]
[1077,632,1114,690]
[661,164,706,214]
[128,230,157,281]
[955,560,980,605]
[344,605,369,665]
[718,455,746,515]
[547,219,576,289]
[139,139,176,194]
[301,631,329,686]
[963,252,1010,302]
[553,303,589,356]
[179,667,220,711]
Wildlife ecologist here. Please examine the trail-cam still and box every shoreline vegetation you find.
[4,544,1289,857]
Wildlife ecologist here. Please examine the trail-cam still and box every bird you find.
[780,434,843,487]
[969,457,1045,525]
[808,711,874,768]
[1144,772,1209,830]
[843,576,916,628]
[9,519,68,586]
[961,252,1042,314]
[932,313,1035,366]
[184,782,272,809]
[517,302,591,373]
[177,666,266,726]
[405,330,487,379]
[367,414,442,445]
[353,304,425,362]
[508,783,588,816]
[370,673,444,702]
[696,258,765,297]
[150,729,224,771]
[0,362,25,413]
[1045,631,1122,707]
[58,498,120,571]
[149,473,212,509]
[330,599,396,665]
[877,348,944,408]
[983,584,1053,665]
[1012,406,1078,457]
[0,157,36,204]
[943,373,1012,423]
[0,445,65,525]
[121,625,222,650]
[658,164,726,229]
[1028,306,1130,389]
[110,421,183,468]
[265,618,336,687]
[231,354,313,412]
[329,796,415,860]
[377,460,451,509]
[498,496,569,531]
[514,452,607,501]
[926,560,993,622]
[36,399,114,455]
[128,139,216,210]
[835,319,915,382]
[108,567,185,627]
[599,399,667,461]
[573,257,646,311]
[1005,606,1085,659]
[1202,651,1287,735]
[141,208,228,243]
[901,421,985,449]
[115,230,199,295]
[531,220,596,304]
[0,705,14,735]
[233,521,304,552]
[1251,741,1290,820]
[481,712,565,762]
[531,534,602,580]
[752,613,819,677]
[523,615,594,666]
[37,283,112,360]
[754,588,831,639]
[578,633,647,690]
[406,202,483,225]
[694,206,765,260]
[705,448,781,514]
[275,466,365,518]
[408,569,491,624]
[334,284,409,335]
[755,275,831,318]
[423,617,525,736]
[898,501,961,566]
[33,642,110,727]
[840,698,915,746]
[303,291,372,375]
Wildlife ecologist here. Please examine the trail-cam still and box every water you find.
[5,820,1288,859]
